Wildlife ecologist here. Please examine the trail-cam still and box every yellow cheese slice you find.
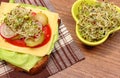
[0,2,59,57]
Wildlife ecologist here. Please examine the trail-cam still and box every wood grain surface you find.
[49,0,120,78]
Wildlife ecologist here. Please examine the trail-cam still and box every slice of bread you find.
[8,55,49,74]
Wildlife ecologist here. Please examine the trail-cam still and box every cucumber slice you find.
[11,35,22,40]
[35,12,48,26]
[25,33,45,47]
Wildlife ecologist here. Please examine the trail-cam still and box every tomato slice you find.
[2,25,51,47]
[5,38,26,47]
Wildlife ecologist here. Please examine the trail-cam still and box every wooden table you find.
[49,0,120,78]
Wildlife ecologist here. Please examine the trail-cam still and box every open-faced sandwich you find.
[0,2,59,74]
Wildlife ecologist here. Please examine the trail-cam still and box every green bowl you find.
[71,0,120,46]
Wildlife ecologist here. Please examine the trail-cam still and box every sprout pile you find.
[78,1,120,42]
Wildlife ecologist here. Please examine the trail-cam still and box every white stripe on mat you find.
[0,63,13,76]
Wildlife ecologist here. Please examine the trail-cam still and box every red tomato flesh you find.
[31,12,36,16]
[1,25,51,47]
[5,38,26,47]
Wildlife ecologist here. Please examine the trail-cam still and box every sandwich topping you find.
[0,6,51,47]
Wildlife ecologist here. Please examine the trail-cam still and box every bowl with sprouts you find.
[72,0,120,46]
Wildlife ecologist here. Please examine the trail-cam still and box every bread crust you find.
[8,55,49,74]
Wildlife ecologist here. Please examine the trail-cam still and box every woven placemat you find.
[0,0,84,78]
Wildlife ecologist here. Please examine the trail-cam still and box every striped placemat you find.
[0,0,84,78]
